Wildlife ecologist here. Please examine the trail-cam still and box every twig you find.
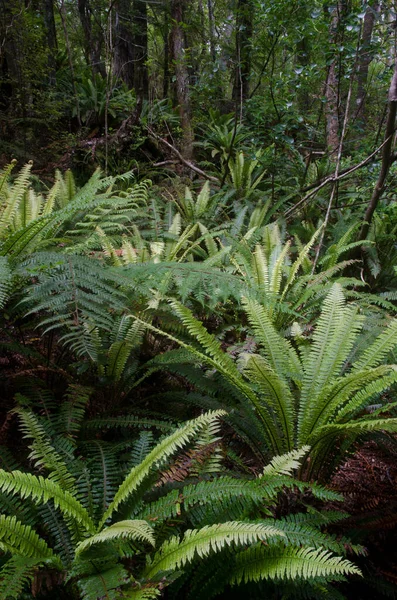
[284,135,394,219]
[147,128,219,183]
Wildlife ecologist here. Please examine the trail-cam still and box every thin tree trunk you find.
[132,0,149,105]
[232,0,253,106]
[42,0,57,85]
[163,0,170,98]
[207,0,216,62]
[355,1,379,128]
[113,0,134,87]
[357,62,397,243]
[170,0,193,160]
[325,3,343,155]
[78,0,106,77]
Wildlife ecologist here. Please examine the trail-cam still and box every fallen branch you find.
[285,135,394,219]
[147,128,219,183]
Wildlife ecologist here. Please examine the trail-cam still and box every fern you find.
[0,470,96,534]
[0,514,55,559]
[144,521,284,579]
[75,520,155,556]
[0,556,44,600]
[99,410,226,527]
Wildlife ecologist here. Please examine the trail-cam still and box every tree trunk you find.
[113,0,135,87]
[356,62,397,243]
[132,0,149,105]
[42,0,57,86]
[355,1,379,129]
[78,0,106,77]
[232,0,253,106]
[170,0,194,160]
[324,3,344,155]
[207,0,216,62]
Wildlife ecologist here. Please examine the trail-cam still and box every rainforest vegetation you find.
[2,0,397,598]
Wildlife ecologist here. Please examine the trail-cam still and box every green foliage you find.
[138,284,397,478]
[0,404,360,598]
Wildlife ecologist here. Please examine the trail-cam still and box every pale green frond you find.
[41,178,60,216]
[317,417,397,437]
[251,245,269,292]
[144,522,284,579]
[122,237,138,264]
[231,544,361,584]
[75,520,155,556]
[280,226,322,301]
[195,181,211,216]
[262,446,310,477]
[0,255,11,309]
[96,226,123,266]
[0,514,54,559]
[0,470,95,534]
[0,162,33,236]
[270,239,290,296]
[99,411,226,527]
[298,284,347,435]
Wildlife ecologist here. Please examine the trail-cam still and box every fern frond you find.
[0,470,95,534]
[0,514,54,559]
[13,405,76,492]
[0,255,11,308]
[0,162,33,236]
[144,522,284,579]
[99,411,226,527]
[353,318,397,371]
[76,520,155,556]
[244,354,295,452]
[231,544,361,583]
[262,447,310,477]
[0,556,44,600]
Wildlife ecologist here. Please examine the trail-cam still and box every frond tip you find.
[75,520,155,556]
[262,446,310,477]
[231,545,362,583]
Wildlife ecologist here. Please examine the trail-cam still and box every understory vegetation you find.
[2,0,397,598]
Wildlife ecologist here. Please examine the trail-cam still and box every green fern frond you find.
[76,520,155,556]
[99,411,226,527]
[13,404,76,492]
[231,544,361,584]
[262,447,310,477]
[0,556,44,600]
[144,522,284,579]
[77,564,129,600]
[0,162,33,236]
[244,354,295,452]
[0,255,11,309]
[0,514,55,559]
[0,470,96,534]
[353,318,397,371]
